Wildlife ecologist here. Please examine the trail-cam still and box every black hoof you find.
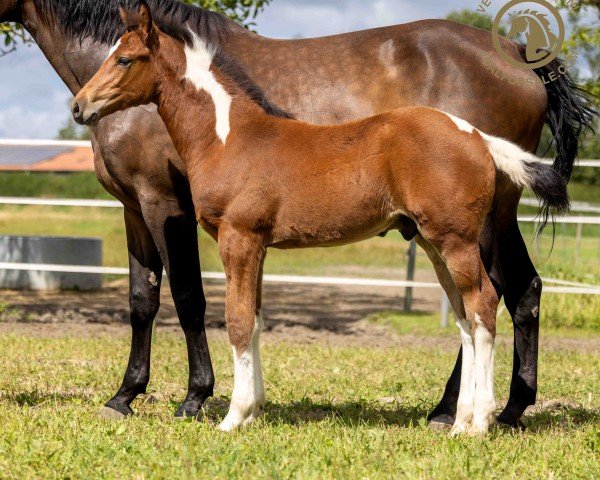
[102,399,134,418]
[175,401,203,419]
[497,413,526,431]
[428,413,455,431]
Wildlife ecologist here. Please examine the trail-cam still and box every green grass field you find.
[0,323,598,479]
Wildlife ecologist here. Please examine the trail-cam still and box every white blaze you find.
[107,39,121,58]
[183,34,232,144]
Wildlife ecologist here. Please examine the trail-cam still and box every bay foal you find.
[73,4,569,435]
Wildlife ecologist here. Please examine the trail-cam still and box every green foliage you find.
[56,117,91,141]
[446,9,506,35]
[180,0,272,30]
[0,172,111,199]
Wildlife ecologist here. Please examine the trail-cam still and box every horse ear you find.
[138,1,158,48]
[119,6,140,32]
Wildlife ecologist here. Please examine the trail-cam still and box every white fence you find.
[0,140,598,327]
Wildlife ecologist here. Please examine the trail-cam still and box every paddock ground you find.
[0,281,598,478]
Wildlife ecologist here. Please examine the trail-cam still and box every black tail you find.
[523,50,598,183]
[523,161,570,233]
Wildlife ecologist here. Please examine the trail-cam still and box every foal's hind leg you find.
[415,236,465,428]
[217,226,266,431]
[437,238,499,435]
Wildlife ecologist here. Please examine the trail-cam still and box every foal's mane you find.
[38,0,292,118]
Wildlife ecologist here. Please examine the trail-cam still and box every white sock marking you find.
[451,318,476,436]
[183,34,232,144]
[472,314,496,432]
[219,315,264,431]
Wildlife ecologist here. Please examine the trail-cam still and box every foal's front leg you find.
[218,227,266,431]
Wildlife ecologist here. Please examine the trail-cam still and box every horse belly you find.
[271,194,399,249]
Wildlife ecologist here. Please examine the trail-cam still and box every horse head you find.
[507,13,529,39]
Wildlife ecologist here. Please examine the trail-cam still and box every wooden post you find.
[404,240,417,312]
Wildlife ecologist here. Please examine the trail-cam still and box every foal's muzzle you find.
[71,99,100,126]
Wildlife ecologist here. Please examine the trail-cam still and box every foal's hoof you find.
[174,406,201,420]
[428,414,455,431]
[98,405,130,420]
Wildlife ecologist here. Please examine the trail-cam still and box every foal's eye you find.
[117,57,133,67]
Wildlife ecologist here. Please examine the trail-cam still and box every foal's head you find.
[72,2,161,125]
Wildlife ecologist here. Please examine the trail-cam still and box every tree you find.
[446,9,506,35]
[56,117,91,141]
[1,0,272,53]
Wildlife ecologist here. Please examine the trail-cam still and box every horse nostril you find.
[72,101,81,117]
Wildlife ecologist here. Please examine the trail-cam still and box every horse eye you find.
[117,57,133,67]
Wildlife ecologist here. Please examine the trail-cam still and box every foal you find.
[73,3,569,435]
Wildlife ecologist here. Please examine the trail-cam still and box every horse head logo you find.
[507,9,559,62]
[492,0,565,69]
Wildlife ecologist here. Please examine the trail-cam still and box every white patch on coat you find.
[148,271,158,287]
[183,34,232,144]
[440,110,540,189]
[472,314,496,433]
[450,318,476,436]
[378,40,399,78]
[219,315,265,431]
[107,39,121,58]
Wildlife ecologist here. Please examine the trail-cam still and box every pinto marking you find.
[472,315,496,433]
[184,34,232,144]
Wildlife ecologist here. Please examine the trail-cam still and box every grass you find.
[0,325,598,479]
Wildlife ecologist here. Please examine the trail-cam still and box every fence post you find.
[440,291,450,328]
[404,240,417,312]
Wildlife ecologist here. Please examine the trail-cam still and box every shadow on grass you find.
[1,390,93,407]
[523,404,600,432]
[205,396,430,428]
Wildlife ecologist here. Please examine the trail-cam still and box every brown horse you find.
[73,3,569,434]
[2,0,595,428]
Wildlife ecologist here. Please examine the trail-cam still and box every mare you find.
[1,0,595,427]
[73,3,570,434]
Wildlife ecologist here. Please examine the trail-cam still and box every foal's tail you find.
[481,132,570,230]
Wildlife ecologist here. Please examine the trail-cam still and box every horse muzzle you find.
[71,99,101,126]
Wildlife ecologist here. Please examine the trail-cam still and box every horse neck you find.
[153,47,262,169]
[20,2,108,94]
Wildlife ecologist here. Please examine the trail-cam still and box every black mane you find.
[38,0,292,118]
[38,0,229,46]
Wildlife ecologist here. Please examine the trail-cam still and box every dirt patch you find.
[1,280,599,351]
[0,278,439,347]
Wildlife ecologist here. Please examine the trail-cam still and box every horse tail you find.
[481,131,570,231]
[517,46,598,183]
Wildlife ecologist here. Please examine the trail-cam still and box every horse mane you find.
[37,0,230,46]
[212,51,294,119]
[38,0,292,118]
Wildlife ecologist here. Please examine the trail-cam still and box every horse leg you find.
[438,237,499,436]
[158,215,215,418]
[101,208,163,418]
[415,236,465,429]
[496,219,541,428]
[217,227,266,432]
[426,215,502,428]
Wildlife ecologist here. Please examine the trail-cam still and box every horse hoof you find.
[98,406,129,420]
[428,413,455,431]
[497,418,526,431]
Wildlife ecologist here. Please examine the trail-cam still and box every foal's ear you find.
[138,1,158,49]
[119,6,139,33]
